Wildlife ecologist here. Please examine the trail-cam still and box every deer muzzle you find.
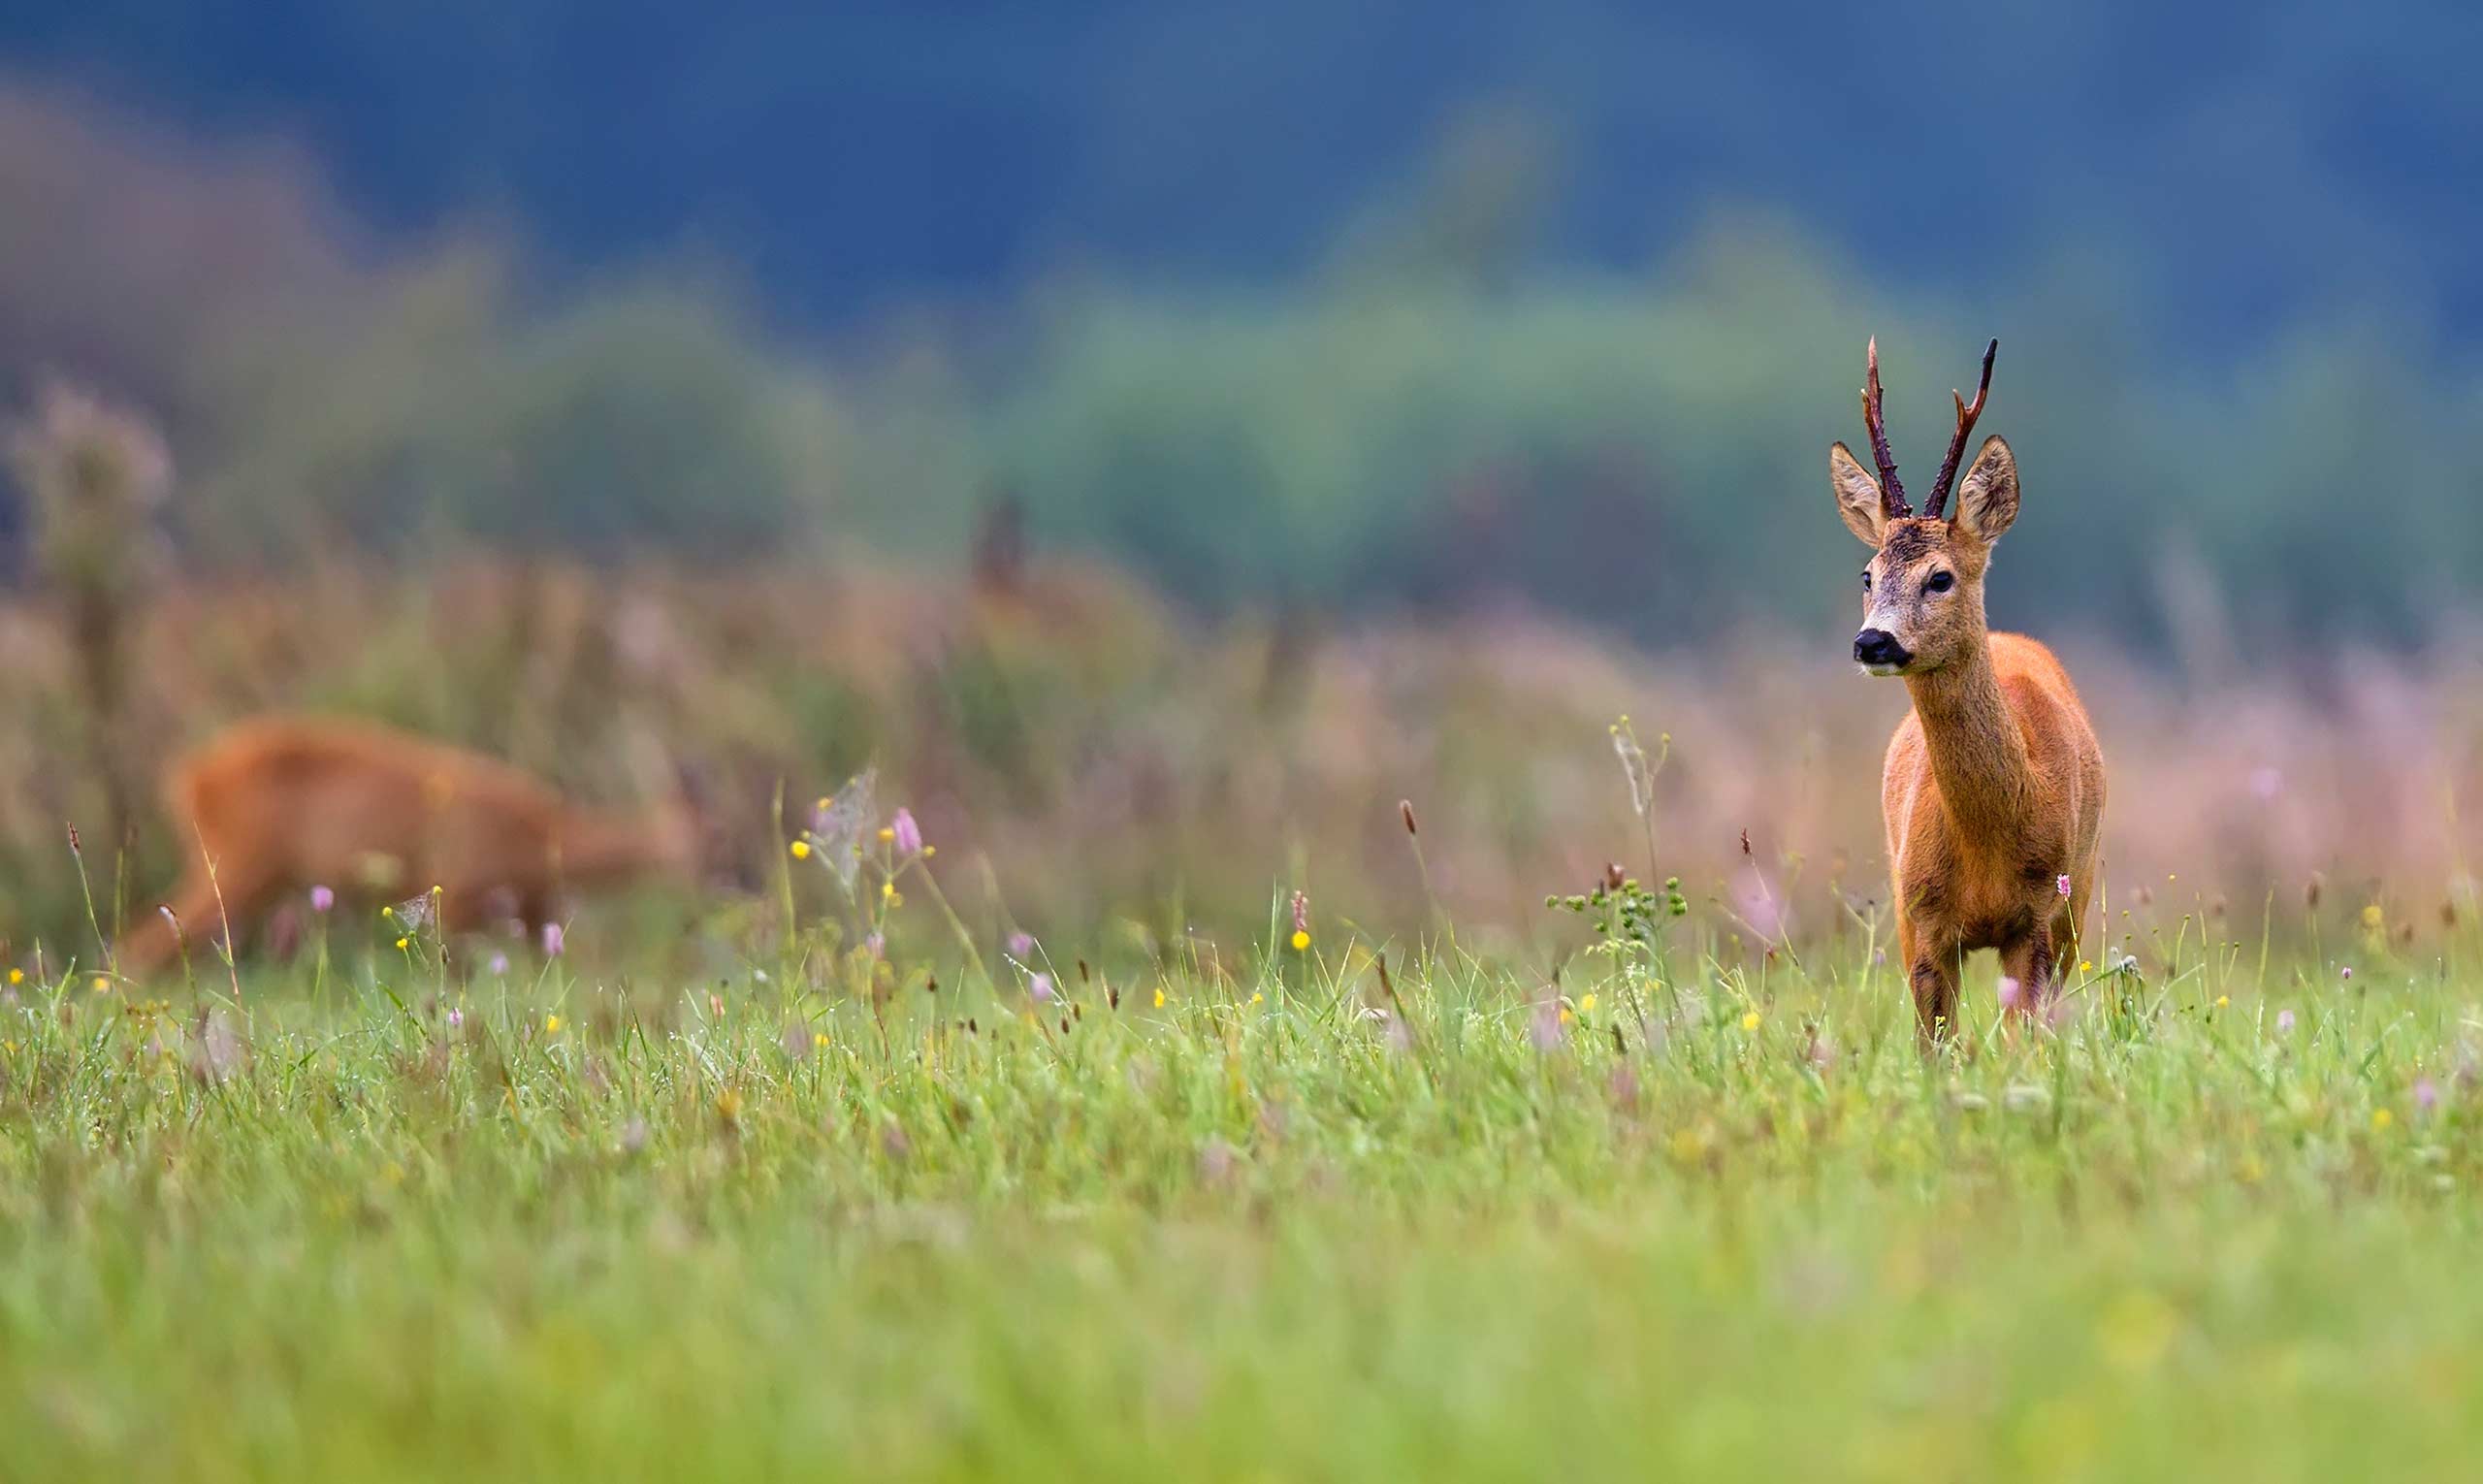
[1854,628,1913,674]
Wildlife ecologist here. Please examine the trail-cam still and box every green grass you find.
[2,940,2478,1481]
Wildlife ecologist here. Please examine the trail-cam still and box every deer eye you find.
[1925,570,1954,595]
[1860,570,1872,592]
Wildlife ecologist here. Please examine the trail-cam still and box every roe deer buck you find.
[1829,339,2105,1043]
[113,716,698,975]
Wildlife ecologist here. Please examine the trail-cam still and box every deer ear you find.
[1952,436,2018,543]
[1829,443,1886,546]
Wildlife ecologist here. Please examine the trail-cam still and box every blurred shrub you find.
[910,219,2483,652]
[0,84,845,568]
[190,260,844,562]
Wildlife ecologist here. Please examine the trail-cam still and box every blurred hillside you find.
[1,77,2479,653]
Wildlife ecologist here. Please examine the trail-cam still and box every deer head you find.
[1828,338,2017,676]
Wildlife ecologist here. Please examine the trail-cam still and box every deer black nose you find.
[1854,629,1910,667]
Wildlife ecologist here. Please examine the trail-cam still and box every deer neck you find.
[1903,633,2034,845]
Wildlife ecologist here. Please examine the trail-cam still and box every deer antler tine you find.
[1860,337,1912,520]
[1925,338,1998,520]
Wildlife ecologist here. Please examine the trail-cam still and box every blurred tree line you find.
[0,79,2479,657]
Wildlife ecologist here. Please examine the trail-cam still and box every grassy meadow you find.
[3,918,2480,1480]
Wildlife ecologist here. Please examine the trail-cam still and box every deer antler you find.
[1859,338,1911,521]
[1924,339,1998,521]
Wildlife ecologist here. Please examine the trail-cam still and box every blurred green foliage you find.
[4,83,2482,652]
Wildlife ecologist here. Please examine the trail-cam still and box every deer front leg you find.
[1999,923,2056,1020]
[1910,952,1961,1048]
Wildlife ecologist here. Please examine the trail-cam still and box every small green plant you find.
[1546,867,1688,953]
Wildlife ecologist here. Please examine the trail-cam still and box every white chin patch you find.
[1859,661,1909,677]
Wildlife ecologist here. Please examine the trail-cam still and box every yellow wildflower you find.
[91,976,111,994]
[1153,985,1166,1009]
[1740,1010,1761,1031]
[545,1015,563,1035]
[1580,992,1597,1014]
[1249,990,1265,1006]
[1559,1007,1574,1025]
[2079,960,2093,974]
[922,845,936,857]
[1289,929,1310,952]
[6,968,20,984]
[395,936,409,951]
[2361,903,2384,929]
[2214,995,2230,1009]
[813,1032,828,1048]
[2372,1108,2393,1131]
[877,826,894,843]
[790,839,811,860]
[884,884,903,907]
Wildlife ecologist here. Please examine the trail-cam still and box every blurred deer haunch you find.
[1830,339,2106,1042]
[113,717,696,974]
